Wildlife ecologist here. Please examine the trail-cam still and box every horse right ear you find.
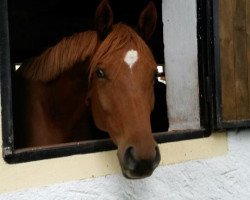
[137,1,157,41]
[95,0,113,40]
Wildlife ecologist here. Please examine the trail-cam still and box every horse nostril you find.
[124,146,137,171]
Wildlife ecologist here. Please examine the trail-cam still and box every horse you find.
[13,0,161,179]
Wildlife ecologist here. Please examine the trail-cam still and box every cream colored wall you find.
[0,125,227,194]
[3,130,250,200]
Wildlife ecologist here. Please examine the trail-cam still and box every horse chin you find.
[121,166,155,179]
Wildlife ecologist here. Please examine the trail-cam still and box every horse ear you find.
[137,1,157,41]
[95,0,113,40]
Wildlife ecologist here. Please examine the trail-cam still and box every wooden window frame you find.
[1,0,211,163]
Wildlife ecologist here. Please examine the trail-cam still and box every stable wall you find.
[2,130,250,200]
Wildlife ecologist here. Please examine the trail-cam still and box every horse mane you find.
[89,23,155,79]
[20,31,98,81]
[20,23,154,82]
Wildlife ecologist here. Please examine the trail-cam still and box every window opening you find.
[1,0,210,164]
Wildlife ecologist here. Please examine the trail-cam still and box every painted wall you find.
[1,130,250,200]
[163,0,200,130]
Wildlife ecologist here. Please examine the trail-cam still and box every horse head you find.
[89,0,160,179]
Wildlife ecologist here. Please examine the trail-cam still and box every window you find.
[1,0,211,163]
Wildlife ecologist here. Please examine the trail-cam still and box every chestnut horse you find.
[14,0,160,179]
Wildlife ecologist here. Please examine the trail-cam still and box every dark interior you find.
[8,0,164,64]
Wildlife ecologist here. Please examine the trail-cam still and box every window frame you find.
[1,0,211,163]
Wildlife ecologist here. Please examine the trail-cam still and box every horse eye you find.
[96,68,106,79]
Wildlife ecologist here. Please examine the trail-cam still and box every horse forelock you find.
[20,31,99,82]
[88,23,155,81]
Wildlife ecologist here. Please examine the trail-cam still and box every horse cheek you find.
[151,87,155,111]
[91,87,110,131]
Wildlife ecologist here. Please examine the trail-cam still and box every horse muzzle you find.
[120,145,161,179]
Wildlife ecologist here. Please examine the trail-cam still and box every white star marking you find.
[124,50,138,69]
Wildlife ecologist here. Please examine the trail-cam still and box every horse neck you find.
[24,60,92,142]
[43,61,90,124]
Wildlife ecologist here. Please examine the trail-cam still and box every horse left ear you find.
[137,1,157,41]
[95,0,114,40]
